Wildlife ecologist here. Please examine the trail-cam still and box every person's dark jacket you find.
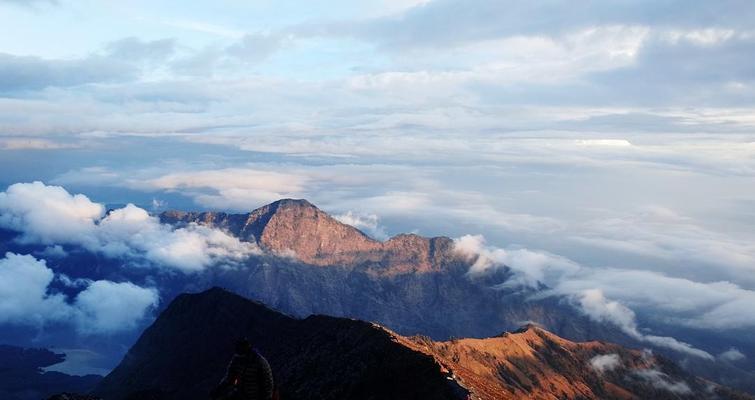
[213,350,274,400]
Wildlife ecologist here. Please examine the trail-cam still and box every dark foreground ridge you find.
[94,287,468,400]
[93,288,752,400]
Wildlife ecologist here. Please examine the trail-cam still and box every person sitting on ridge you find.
[211,338,274,400]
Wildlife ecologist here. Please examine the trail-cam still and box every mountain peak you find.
[266,198,317,209]
[162,199,458,274]
[96,288,750,400]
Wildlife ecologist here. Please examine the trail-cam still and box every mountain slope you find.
[95,287,467,400]
[159,199,754,394]
[160,200,636,347]
[162,199,455,274]
[95,288,750,400]
[400,327,752,400]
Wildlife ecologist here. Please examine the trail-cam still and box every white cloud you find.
[572,206,755,284]
[575,289,713,360]
[37,245,68,258]
[555,268,755,330]
[0,252,71,327]
[0,181,104,246]
[140,168,308,211]
[633,368,692,394]
[451,235,710,359]
[0,182,260,272]
[334,211,388,240]
[718,348,746,362]
[589,353,621,373]
[453,234,580,288]
[74,280,158,335]
[447,233,734,358]
[0,252,157,334]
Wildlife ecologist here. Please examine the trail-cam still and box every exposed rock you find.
[399,325,751,400]
[162,199,456,274]
[95,289,751,400]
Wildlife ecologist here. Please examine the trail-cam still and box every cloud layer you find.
[0,252,157,334]
[452,233,755,360]
[0,182,260,272]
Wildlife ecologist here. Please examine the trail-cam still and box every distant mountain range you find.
[161,199,755,393]
[2,198,754,398]
[161,199,625,341]
[93,288,752,400]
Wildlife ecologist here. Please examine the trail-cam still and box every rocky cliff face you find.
[161,199,456,274]
[95,289,751,400]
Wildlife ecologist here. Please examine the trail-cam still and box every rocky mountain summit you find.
[155,198,755,394]
[94,288,752,400]
[162,199,456,274]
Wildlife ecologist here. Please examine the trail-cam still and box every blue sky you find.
[1,0,755,372]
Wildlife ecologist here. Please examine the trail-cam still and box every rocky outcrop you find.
[161,199,456,274]
[400,326,752,400]
[95,289,751,400]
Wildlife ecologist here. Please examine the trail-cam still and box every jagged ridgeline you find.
[160,199,625,342]
[94,288,751,400]
[157,199,754,393]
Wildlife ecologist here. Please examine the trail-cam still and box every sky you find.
[1,0,755,373]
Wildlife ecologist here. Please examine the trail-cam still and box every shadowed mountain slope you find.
[95,287,467,400]
[157,199,755,395]
[95,288,751,400]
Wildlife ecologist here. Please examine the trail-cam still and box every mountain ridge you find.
[94,288,752,400]
[153,199,755,394]
[161,198,458,275]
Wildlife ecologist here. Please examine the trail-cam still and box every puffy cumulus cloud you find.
[334,211,388,240]
[96,204,259,271]
[0,252,156,334]
[0,182,259,272]
[589,353,621,373]
[0,252,71,326]
[575,289,713,360]
[632,368,692,395]
[718,348,746,362]
[74,280,158,335]
[453,234,580,288]
[0,181,104,245]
